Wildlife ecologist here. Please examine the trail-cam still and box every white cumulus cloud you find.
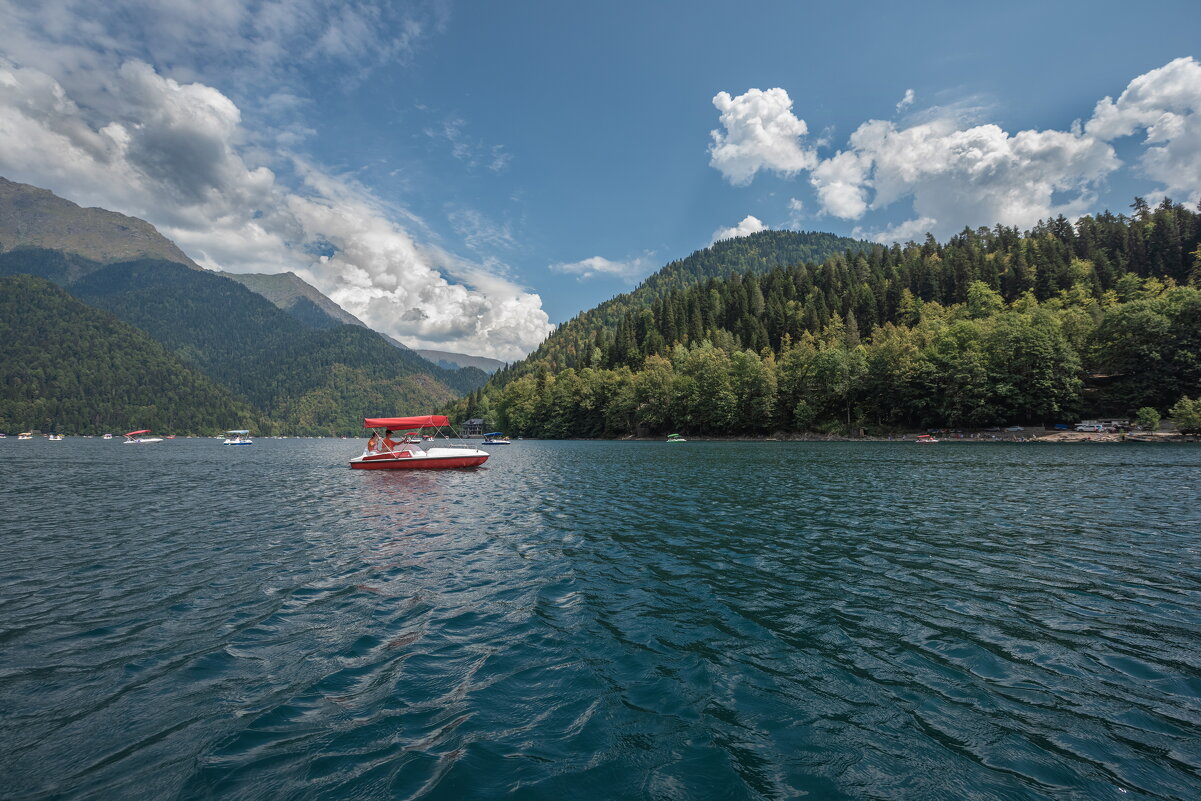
[0,57,552,360]
[711,214,767,243]
[830,117,1119,242]
[710,59,1201,243]
[1086,56,1201,203]
[709,88,816,186]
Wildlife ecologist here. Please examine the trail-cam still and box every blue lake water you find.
[1,438,1200,800]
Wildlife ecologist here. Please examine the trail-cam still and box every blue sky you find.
[0,0,1199,358]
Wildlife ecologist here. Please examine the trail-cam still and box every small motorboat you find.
[223,429,253,445]
[350,415,489,470]
[123,429,163,444]
[666,433,687,443]
[915,434,938,444]
[47,434,64,441]
[18,432,33,440]
[102,433,113,439]
[482,432,511,444]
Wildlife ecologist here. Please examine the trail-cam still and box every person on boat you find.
[367,433,379,453]
[380,433,398,452]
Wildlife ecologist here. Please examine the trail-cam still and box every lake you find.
[1,438,1200,800]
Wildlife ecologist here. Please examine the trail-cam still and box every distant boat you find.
[18,432,33,440]
[103,433,113,439]
[915,434,938,444]
[666,433,687,443]
[123,429,163,444]
[482,432,511,444]
[47,434,64,441]
[223,429,253,445]
[350,415,489,470]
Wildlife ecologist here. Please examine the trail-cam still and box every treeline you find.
[450,199,1201,437]
[517,230,871,373]
[0,275,257,434]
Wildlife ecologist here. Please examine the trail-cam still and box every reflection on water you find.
[1,438,1200,800]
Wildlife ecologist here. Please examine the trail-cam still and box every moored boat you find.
[482,432,511,444]
[223,429,253,445]
[350,415,489,470]
[123,429,163,444]
[666,433,687,443]
[915,434,938,444]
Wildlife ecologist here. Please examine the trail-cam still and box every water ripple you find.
[1,439,1200,799]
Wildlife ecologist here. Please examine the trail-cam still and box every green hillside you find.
[511,230,870,378]
[0,275,256,434]
[217,270,368,329]
[450,200,1201,437]
[0,251,478,433]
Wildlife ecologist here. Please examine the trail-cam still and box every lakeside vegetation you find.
[449,199,1201,438]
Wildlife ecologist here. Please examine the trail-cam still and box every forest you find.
[0,275,258,434]
[0,251,483,434]
[449,199,1201,438]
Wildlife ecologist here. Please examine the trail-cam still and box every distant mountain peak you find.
[217,270,369,330]
[0,177,200,268]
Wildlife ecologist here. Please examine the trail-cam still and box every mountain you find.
[415,349,506,374]
[0,177,495,432]
[0,250,481,432]
[217,270,370,330]
[0,274,255,434]
[497,229,872,379]
[450,201,1201,437]
[0,177,199,269]
[218,268,492,388]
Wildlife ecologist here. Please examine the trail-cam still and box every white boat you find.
[223,429,253,445]
[18,432,33,440]
[915,434,938,444]
[103,433,113,439]
[482,432,511,444]
[350,415,489,470]
[123,429,163,444]
[666,433,687,443]
[47,434,64,441]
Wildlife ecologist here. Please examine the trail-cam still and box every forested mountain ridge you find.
[0,275,257,434]
[515,230,871,378]
[450,199,1201,437]
[0,249,482,433]
[217,270,370,330]
[0,177,199,269]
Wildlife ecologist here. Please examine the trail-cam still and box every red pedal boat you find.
[349,415,489,470]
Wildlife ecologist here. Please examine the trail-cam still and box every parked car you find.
[1004,426,1024,432]
[1075,423,1105,432]
[1053,423,1070,430]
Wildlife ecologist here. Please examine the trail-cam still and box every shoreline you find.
[612,429,1198,444]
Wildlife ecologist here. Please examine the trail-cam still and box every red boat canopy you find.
[363,415,449,431]
[125,429,151,436]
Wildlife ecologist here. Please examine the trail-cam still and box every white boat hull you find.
[350,446,489,469]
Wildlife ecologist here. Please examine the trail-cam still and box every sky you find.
[0,0,1199,360]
